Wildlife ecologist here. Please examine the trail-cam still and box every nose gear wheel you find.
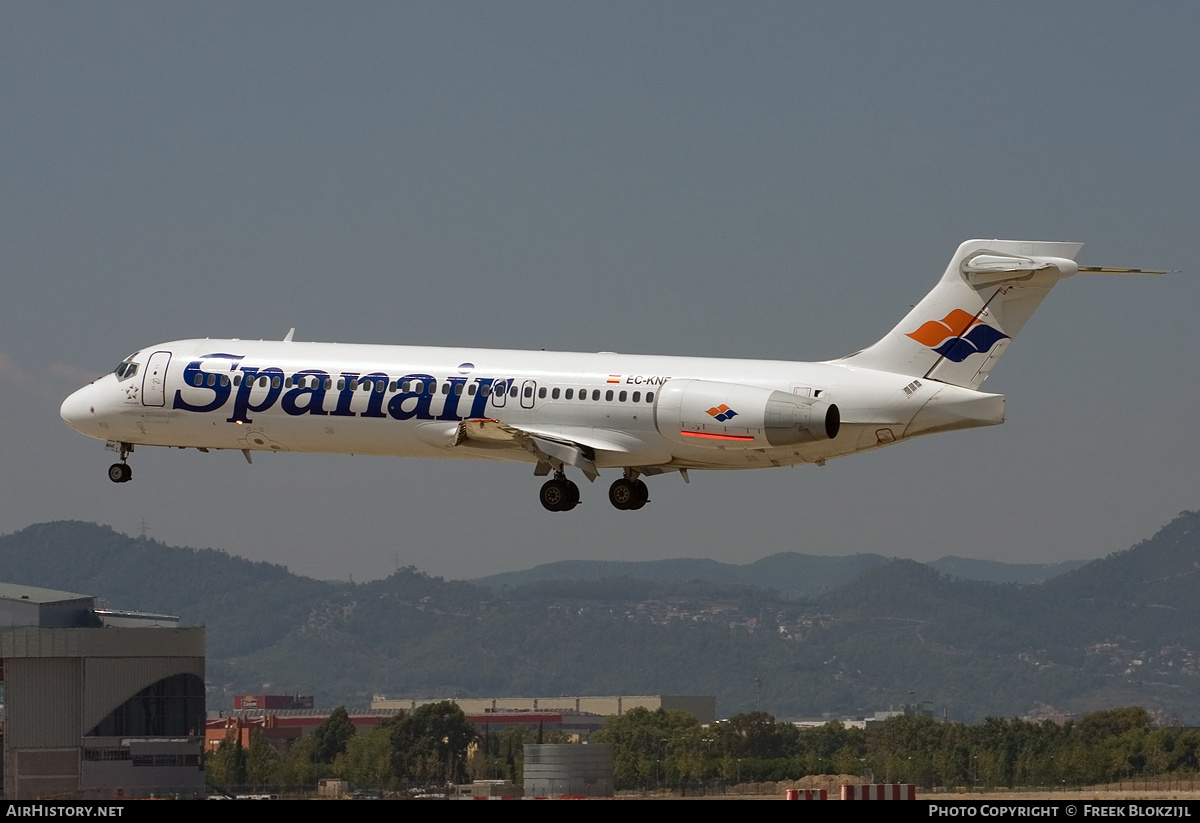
[107,443,134,483]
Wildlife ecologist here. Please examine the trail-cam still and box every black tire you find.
[609,478,635,510]
[108,463,129,484]
[539,479,568,512]
[628,479,649,510]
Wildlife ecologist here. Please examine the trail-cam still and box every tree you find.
[386,701,476,785]
[311,706,357,764]
[337,725,395,790]
[275,735,318,788]
[245,728,280,788]
[1076,707,1151,747]
[713,711,795,760]
[593,707,703,786]
[206,728,247,788]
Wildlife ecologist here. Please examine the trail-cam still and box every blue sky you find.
[4,2,1197,581]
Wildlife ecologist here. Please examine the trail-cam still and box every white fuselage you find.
[62,241,1154,510]
[60,337,1004,474]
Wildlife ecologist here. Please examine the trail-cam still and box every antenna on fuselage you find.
[282,328,295,342]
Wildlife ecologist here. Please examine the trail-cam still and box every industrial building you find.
[209,693,715,751]
[207,707,601,749]
[372,694,716,724]
[0,583,205,799]
[523,743,614,798]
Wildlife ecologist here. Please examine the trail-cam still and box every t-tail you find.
[842,239,1166,389]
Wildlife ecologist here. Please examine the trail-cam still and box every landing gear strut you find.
[609,474,649,510]
[539,473,580,512]
[107,443,133,484]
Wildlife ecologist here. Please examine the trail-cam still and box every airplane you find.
[60,239,1164,512]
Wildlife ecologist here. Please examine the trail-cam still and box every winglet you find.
[283,328,295,342]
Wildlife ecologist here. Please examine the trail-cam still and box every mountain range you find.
[0,514,1195,722]
[471,553,1087,596]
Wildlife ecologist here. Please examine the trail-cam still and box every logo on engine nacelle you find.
[706,404,738,422]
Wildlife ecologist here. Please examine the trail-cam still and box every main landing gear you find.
[539,473,581,512]
[608,477,649,510]
[107,443,133,484]
[537,469,651,512]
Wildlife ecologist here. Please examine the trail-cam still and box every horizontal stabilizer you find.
[1077,266,1174,275]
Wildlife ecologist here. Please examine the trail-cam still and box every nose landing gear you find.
[107,443,133,484]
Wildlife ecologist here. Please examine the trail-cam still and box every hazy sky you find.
[4,2,1197,582]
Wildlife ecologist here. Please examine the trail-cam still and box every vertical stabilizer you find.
[839,239,1083,389]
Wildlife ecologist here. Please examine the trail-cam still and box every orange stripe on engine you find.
[680,431,755,441]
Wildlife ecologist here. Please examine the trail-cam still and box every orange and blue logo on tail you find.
[906,309,1009,363]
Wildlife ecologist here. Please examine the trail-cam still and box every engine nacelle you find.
[654,379,839,449]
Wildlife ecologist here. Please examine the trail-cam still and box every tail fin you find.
[841,239,1086,389]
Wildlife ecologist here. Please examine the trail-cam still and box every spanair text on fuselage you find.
[77,339,922,464]
[62,240,1164,511]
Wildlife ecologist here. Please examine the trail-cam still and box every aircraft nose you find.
[61,383,100,434]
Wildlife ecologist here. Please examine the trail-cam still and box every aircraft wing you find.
[450,418,623,480]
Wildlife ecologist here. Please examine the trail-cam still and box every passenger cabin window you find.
[592,389,600,401]
[646,391,654,403]
[539,387,547,399]
[565,388,573,399]
[632,391,640,402]
[605,390,613,401]
[619,391,627,402]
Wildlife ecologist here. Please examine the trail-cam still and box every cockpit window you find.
[113,358,140,381]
